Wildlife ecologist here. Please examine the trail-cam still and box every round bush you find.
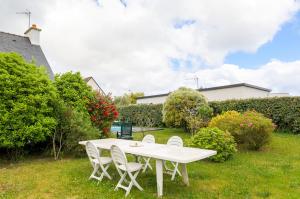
[209,110,275,150]
[209,111,243,143]
[162,87,211,131]
[239,111,275,150]
[188,127,237,162]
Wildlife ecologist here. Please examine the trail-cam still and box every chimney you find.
[24,24,41,45]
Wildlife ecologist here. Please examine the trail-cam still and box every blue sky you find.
[225,11,300,68]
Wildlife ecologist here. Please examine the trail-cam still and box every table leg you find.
[156,159,163,197]
[181,163,189,186]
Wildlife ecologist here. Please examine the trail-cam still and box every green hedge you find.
[117,104,163,127]
[117,97,300,134]
[209,97,300,134]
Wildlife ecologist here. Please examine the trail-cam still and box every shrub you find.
[51,101,100,158]
[87,93,118,137]
[209,111,243,143]
[188,127,237,162]
[0,53,57,151]
[210,97,300,134]
[162,87,211,131]
[54,72,94,113]
[118,104,163,127]
[209,110,274,150]
[64,110,100,155]
[239,111,275,150]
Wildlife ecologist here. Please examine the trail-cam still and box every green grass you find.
[1,129,300,199]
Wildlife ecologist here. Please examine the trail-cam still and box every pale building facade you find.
[136,83,290,104]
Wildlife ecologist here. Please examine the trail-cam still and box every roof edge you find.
[137,83,271,99]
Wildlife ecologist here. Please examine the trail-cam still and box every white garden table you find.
[79,138,216,197]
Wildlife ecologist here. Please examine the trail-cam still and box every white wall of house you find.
[87,79,103,94]
[137,85,272,104]
[268,93,290,97]
[137,95,168,104]
[201,86,269,101]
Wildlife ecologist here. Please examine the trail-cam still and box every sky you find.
[0,0,300,96]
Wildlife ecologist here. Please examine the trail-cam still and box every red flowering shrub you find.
[87,93,118,137]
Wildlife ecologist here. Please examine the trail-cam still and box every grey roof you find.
[0,31,54,79]
[137,83,271,99]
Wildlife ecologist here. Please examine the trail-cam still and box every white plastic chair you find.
[110,145,143,197]
[139,134,155,172]
[85,141,112,183]
[164,136,183,181]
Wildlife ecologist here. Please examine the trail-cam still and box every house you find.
[84,76,105,95]
[136,83,290,104]
[0,24,54,79]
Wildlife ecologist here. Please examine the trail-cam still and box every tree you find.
[162,87,212,132]
[114,92,144,106]
[52,72,100,159]
[114,95,131,106]
[54,72,94,113]
[0,53,57,152]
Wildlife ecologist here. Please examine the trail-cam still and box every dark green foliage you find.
[54,72,94,113]
[0,52,57,149]
[52,73,100,158]
[188,127,237,162]
[210,97,300,134]
[118,104,163,127]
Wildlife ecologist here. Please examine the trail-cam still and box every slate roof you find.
[137,83,271,99]
[0,31,54,79]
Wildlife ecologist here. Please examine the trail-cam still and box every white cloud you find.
[0,0,299,95]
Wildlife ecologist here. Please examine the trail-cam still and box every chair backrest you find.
[110,145,127,168]
[142,134,155,144]
[121,122,132,136]
[167,136,183,147]
[85,141,101,164]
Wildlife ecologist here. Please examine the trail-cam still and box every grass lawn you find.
[1,129,300,199]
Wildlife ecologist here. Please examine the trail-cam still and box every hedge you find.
[209,97,300,134]
[117,97,300,134]
[117,104,163,127]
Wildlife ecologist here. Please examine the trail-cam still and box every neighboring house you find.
[136,83,290,104]
[84,76,105,95]
[0,24,54,79]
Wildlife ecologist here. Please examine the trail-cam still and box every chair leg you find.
[89,164,99,180]
[129,170,143,191]
[115,171,127,191]
[101,163,112,180]
[142,157,152,173]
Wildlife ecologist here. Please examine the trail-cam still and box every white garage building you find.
[136,83,289,104]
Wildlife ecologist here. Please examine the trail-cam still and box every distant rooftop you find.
[137,83,271,99]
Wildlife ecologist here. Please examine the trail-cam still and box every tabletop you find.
[79,138,216,163]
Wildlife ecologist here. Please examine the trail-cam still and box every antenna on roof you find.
[16,9,31,28]
[185,76,200,89]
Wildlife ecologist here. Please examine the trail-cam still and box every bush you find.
[210,97,300,134]
[87,93,118,137]
[0,53,57,151]
[162,87,212,131]
[52,72,100,158]
[209,110,274,150]
[188,127,237,162]
[118,104,163,127]
[209,111,243,143]
[239,111,275,150]
[64,110,100,155]
[54,72,94,113]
